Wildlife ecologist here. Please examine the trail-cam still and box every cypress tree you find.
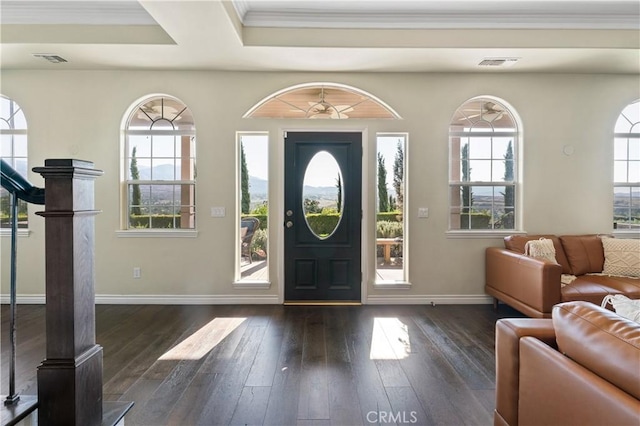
[130,146,141,216]
[241,142,250,214]
[378,153,389,212]
[392,140,404,211]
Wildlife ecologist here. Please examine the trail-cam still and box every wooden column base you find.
[37,345,103,426]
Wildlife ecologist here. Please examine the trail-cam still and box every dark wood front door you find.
[284,132,362,302]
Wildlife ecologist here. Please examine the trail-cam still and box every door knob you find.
[286,221,293,228]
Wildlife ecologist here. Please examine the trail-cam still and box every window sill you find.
[233,280,271,290]
[0,229,31,237]
[612,230,640,239]
[374,281,412,290]
[446,230,527,239]
[115,230,198,238]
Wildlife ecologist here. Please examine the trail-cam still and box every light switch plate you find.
[210,207,226,217]
[418,207,429,218]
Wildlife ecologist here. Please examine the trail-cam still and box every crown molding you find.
[234,1,640,30]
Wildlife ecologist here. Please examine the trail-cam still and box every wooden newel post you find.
[34,159,104,426]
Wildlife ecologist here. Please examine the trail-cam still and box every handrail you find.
[0,159,45,205]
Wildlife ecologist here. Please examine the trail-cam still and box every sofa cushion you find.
[559,235,605,275]
[552,301,640,400]
[561,274,640,305]
[602,238,640,277]
[504,235,571,274]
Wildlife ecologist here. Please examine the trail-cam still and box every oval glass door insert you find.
[302,151,344,239]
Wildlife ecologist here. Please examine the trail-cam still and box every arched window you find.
[449,97,520,232]
[244,83,401,119]
[123,95,196,230]
[613,100,639,230]
[1,95,28,229]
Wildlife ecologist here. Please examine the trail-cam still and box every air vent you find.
[478,57,519,67]
[33,54,68,64]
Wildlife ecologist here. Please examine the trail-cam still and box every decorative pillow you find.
[524,238,557,263]
[601,294,640,323]
[559,235,606,276]
[602,238,640,277]
[504,235,572,274]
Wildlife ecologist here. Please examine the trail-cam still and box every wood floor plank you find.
[297,309,330,421]
[324,308,364,426]
[228,386,271,426]
[262,308,305,426]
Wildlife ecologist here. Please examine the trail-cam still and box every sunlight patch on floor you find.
[158,317,246,360]
[369,317,411,360]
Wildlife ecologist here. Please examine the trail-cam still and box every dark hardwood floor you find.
[1,303,524,426]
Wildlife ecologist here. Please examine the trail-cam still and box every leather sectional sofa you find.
[494,301,639,426]
[486,234,640,318]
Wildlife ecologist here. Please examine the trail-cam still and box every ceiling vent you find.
[478,57,519,67]
[33,54,68,64]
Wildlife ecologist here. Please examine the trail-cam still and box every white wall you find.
[1,70,637,304]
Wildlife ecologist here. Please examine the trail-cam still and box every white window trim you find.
[0,229,31,237]
[115,229,198,238]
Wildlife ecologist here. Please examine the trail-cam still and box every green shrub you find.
[305,213,340,235]
[460,213,492,229]
[129,215,180,229]
[376,220,403,238]
[251,228,268,259]
[376,211,402,222]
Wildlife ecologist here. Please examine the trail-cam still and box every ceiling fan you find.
[461,101,504,121]
[306,88,354,119]
[138,102,183,121]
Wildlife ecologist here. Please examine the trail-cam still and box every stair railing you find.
[0,159,45,407]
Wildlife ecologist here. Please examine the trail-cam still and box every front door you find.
[284,132,362,302]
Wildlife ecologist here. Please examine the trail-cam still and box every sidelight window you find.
[237,132,269,283]
[376,133,407,284]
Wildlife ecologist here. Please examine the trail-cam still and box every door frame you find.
[277,128,371,304]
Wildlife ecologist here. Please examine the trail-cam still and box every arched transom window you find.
[244,83,400,120]
[1,95,28,229]
[613,100,639,230]
[123,95,196,230]
[449,97,520,232]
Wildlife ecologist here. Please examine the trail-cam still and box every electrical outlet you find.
[133,267,141,279]
[418,207,429,218]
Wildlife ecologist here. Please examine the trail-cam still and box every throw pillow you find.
[601,238,640,277]
[601,294,640,323]
[524,238,557,263]
[559,235,606,276]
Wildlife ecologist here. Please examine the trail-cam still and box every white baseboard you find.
[94,294,281,305]
[366,294,493,305]
[1,293,492,305]
[0,295,45,304]
[0,294,280,305]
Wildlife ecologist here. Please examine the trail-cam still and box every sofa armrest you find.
[486,247,562,318]
[494,319,556,426]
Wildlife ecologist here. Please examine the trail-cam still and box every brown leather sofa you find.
[486,234,640,318]
[495,301,640,426]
